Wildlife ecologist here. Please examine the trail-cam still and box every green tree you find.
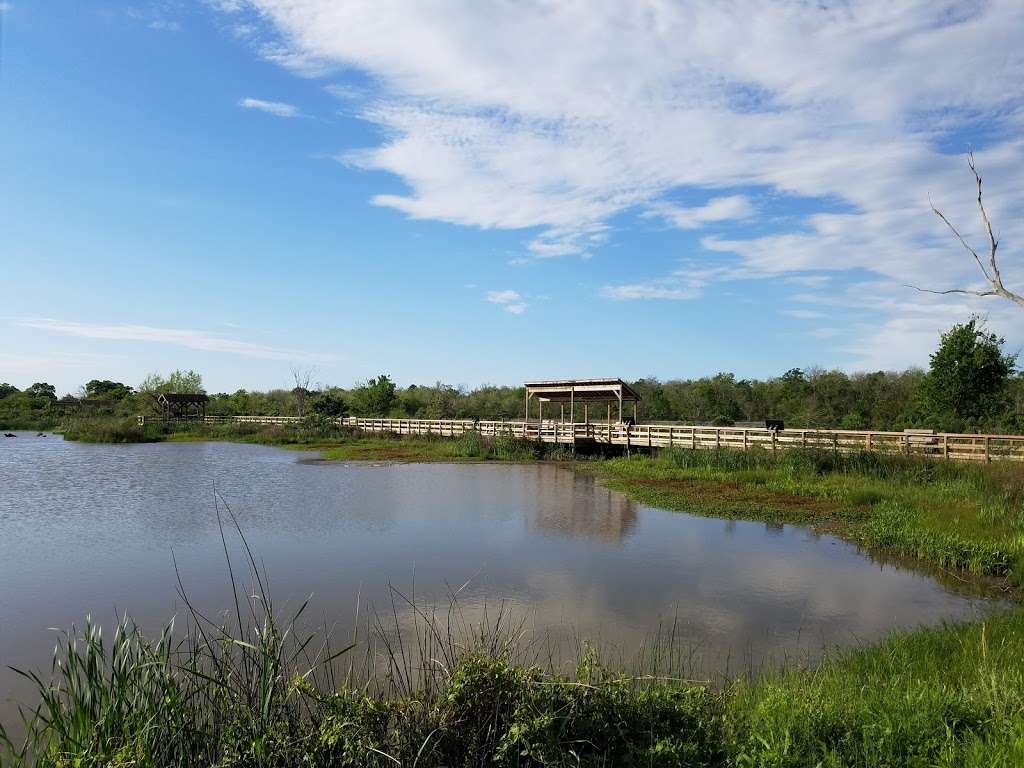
[920,317,1016,430]
[84,380,133,400]
[26,382,57,402]
[349,375,397,416]
[139,370,204,395]
[311,390,348,418]
[0,383,18,399]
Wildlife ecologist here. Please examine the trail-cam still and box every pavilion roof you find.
[524,378,641,403]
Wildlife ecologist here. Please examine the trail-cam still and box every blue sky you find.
[2,1,1022,396]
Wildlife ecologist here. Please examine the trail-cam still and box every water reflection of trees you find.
[524,465,637,543]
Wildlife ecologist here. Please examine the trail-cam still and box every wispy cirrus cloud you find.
[601,283,703,301]
[782,309,827,320]
[644,196,754,230]
[238,97,300,117]
[18,319,328,362]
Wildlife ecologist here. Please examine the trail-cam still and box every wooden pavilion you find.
[156,392,209,420]
[524,378,641,424]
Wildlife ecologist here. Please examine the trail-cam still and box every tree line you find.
[2,318,1021,433]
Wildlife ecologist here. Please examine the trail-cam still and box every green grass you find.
[595,447,1024,586]
[159,421,567,463]
[59,417,167,443]
[723,609,1024,768]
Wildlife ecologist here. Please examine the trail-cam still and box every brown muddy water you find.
[0,434,1001,722]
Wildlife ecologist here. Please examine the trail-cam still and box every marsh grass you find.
[598,448,1024,586]
[59,417,166,444]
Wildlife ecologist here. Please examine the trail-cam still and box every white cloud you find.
[783,309,827,320]
[645,195,754,230]
[0,3,14,13]
[324,83,363,101]
[601,262,771,302]
[487,289,521,304]
[19,319,327,362]
[601,283,702,301]
[486,289,528,314]
[215,1,1024,357]
[238,97,300,117]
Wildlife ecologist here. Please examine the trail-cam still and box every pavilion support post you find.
[560,403,564,422]
[525,390,530,422]
[584,403,588,424]
[633,401,637,423]
[570,387,574,423]
[618,390,623,423]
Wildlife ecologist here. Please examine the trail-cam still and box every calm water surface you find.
[0,434,1000,718]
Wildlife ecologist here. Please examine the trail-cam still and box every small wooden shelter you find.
[156,392,209,420]
[524,378,641,423]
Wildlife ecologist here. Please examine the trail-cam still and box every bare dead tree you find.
[290,365,318,418]
[913,152,1023,310]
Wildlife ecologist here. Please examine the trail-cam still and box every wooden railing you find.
[136,414,1024,462]
[336,418,1024,462]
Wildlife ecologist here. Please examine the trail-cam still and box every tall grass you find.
[59,417,167,443]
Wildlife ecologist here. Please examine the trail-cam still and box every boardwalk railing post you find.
[943,434,949,459]
[985,436,991,462]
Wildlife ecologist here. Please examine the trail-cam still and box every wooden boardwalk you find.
[188,415,1024,462]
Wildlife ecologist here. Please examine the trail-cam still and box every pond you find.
[0,434,999,721]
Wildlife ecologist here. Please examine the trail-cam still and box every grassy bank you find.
[597,447,1024,587]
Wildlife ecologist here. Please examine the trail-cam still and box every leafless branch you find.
[290,365,318,418]
[913,152,1023,310]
